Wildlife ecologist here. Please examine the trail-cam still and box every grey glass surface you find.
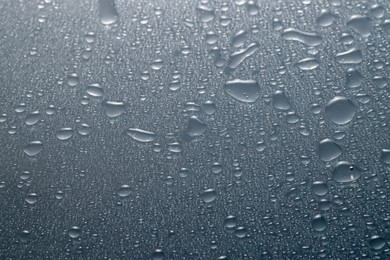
[0,0,390,259]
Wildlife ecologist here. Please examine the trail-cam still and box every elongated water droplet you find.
[126,128,156,143]
[281,28,322,46]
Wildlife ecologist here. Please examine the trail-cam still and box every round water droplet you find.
[200,189,217,203]
[117,185,131,197]
[224,215,237,228]
[151,249,165,260]
[312,181,328,196]
[67,73,79,87]
[68,226,81,238]
[311,214,327,232]
[102,101,125,118]
[25,193,38,204]
[23,141,43,156]
[234,227,248,238]
[56,128,74,141]
[368,235,385,250]
[325,96,356,125]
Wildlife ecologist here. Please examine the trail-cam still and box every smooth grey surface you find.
[0,0,390,259]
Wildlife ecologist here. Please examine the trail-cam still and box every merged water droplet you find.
[281,28,322,46]
[185,116,207,137]
[126,128,156,143]
[23,141,43,156]
[347,15,372,37]
[335,48,363,64]
[325,96,356,125]
[297,57,319,70]
[224,79,260,103]
[332,161,361,183]
[318,138,342,162]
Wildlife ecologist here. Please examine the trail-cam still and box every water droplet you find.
[196,5,215,23]
[312,181,329,196]
[335,48,363,64]
[185,116,207,137]
[56,128,74,141]
[25,193,38,204]
[234,227,248,238]
[347,15,372,37]
[272,90,291,110]
[68,226,81,238]
[86,83,104,97]
[224,215,237,228]
[281,28,322,46]
[368,235,386,250]
[202,101,216,115]
[200,189,217,203]
[332,161,361,183]
[231,30,248,48]
[18,230,33,242]
[78,123,91,136]
[102,101,125,118]
[224,79,260,103]
[226,42,259,71]
[126,128,156,143]
[316,9,337,27]
[325,96,356,125]
[67,73,79,87]
[346,68,363,88]
[297,57,319,70]
[99,0,119,25]
[151,249,165,260]
[23,141,43,156]
[117,185,131,197]
[380,149,390,165]
[318,138,342,162]
[25,111,41,126]
[311,214,327,232]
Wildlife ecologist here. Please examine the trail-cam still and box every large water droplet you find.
[368,235,386,250]
[347,15,372,37]
[23,141,43,156]
[332,161,362,183]
[56,128,74,141]
[224,79,260,103]
[102,101,125,118]
[311,214,327,231]
[272,90,291,110]
[318,138,342,162]
[117,185,131,197]
[335,48,363,64]
[151,249,165,260]
[316,9,337,27]
[312,181,328,196]
[25,193,38,204]
[380,149,390,165]
[325,96,356,125]
[185,116,207,137]
[68,226,81,238]
[99,0,119,25]
[346,68,363,88]
[200,189,217,203]
[25,111,41,126]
